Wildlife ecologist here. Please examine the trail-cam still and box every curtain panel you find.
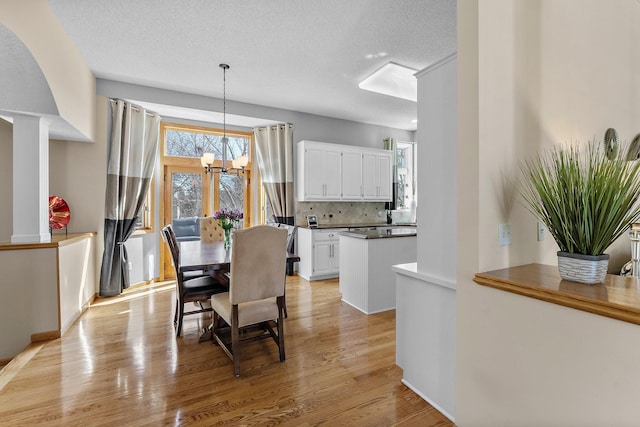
[99,99,160,297]
[254,124,295,225]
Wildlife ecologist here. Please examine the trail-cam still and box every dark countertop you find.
[339,227,417,239]
[300,223,417,230]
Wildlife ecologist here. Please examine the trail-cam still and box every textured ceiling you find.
[48,0,456,131]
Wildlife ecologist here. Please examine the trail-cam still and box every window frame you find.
[159,122,255,229]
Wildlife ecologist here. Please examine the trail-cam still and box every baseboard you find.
[0,342,46,391]
[31,330,60,343]
[401,378,455,423]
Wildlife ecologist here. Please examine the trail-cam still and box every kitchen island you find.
[339,228,417,314]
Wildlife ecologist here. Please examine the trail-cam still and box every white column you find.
[12,115,50,243]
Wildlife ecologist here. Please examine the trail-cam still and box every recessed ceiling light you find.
[359,62,417,102]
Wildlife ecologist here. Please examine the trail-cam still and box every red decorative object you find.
[49,196,70,230]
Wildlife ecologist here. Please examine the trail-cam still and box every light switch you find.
[537,222,545,241]
[498,223,512,246]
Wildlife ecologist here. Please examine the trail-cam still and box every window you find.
[395,141,417,209]
[134,178,154,233]
[160,123,254,228]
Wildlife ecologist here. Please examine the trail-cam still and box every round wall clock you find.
[627,134,640,161]
[604,128,619,160]
[49,195,70,229]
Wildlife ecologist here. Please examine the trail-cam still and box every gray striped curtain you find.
[99,99,160,297]
[254,124,295,225]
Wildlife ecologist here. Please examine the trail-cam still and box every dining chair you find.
[161,225,227,337]
[210,225,288,376]
[200,216,225,243]
[199,217,231,287]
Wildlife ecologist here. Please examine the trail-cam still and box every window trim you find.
[159,121,255,229]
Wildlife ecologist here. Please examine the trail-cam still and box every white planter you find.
[557,251,609,285]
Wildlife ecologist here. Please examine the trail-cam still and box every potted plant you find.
[520,140,640,284]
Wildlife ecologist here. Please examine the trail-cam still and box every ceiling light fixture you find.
[358,62,417,102]
[201,63,248,175]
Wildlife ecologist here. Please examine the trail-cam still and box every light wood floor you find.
[0,275,453,426]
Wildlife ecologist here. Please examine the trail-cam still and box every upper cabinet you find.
[297,141,392,202]
[362,151,392,201]
[300,142,342,200]
[341,148,364,200]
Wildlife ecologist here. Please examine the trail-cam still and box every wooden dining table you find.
[179,240,300,276]
[178,240,300,342]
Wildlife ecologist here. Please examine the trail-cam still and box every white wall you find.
[97,80,415,150]
[0,248,58,359]
[0,119,12,241]
[57,236,96,333]
[456,0,640,424]
[416,55,457,281]
[0,0,96,141]
[49,96,109,289]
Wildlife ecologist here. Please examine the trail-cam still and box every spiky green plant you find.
[520,141,640,255]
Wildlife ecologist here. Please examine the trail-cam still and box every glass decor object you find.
[213,208,243,248]
[49,195,70,230]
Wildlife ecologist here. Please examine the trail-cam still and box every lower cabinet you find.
[297,227,345,280]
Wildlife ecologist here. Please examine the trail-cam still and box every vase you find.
[223,227,232,249]
[557,251,609,285]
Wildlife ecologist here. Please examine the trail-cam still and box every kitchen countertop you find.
[299,223,417,230]
[339,227,417,239]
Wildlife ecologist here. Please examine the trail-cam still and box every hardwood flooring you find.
[0,276,453,426]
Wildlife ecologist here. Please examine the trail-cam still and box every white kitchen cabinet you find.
[362,151,392,201]
[297,140,392,202]
[298,141,341,201]
[341,148,364,200]
[297,227,345,281]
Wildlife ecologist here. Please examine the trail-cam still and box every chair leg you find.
[232,305,240,377]
[283,291,288,319]
[277,297,285,362]
[212,311,219,344]
[176,300,184,337]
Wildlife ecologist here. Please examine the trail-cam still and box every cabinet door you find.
[341,150,363,200]
[377,152,393,201]
[330,242,340,271]
[304,146,327,199]
[324,149,342,199]
[313,241,333,275]
[362,152,378,199]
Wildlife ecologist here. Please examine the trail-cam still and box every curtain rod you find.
[109,98,159,117]
[253,124,294,131]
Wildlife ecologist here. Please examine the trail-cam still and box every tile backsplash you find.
[296,201,388,226]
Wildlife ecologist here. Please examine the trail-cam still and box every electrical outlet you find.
[128,262,133,271]
[498,223,512,246]
[537,222,545,241]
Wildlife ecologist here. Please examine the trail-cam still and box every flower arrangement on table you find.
[213,208,243,248]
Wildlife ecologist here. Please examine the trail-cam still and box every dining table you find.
[179,240,300,275]
[178,239,300,342]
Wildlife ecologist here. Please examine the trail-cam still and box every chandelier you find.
[200,63,248,175]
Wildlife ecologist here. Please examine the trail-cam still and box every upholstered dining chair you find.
[210,225,288,376]
[161,225,227,337]
[199,217,231,287]
[200,216,225,243]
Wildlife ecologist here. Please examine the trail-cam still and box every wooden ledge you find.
[474,263,640,325]
[0,232,96,251]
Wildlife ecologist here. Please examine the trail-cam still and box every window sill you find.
[132,228,154,237]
